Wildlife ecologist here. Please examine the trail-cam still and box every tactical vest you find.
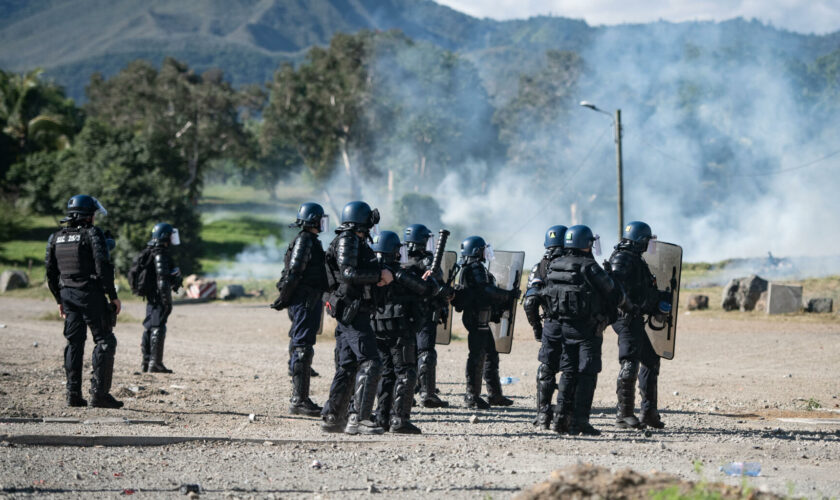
[283,231,328,292]
[372,279,422,335]
[542,255,603,321]
[54,226,95,287]
[459,261,496,325]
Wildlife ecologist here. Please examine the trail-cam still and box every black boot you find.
[464,353,490,409]
[289,346,322,417]
[418,351,448,408]
[534,363,555,430]
[552,372,575,434]
[616,360,642,429]
[90,336,123,408]
[149,328,173,373]
[640,372,664,429]
[140,329,151,372]
[568,374,600,436]
[66,391,87,407]
[344,360,384,435]
[484,350,513,406]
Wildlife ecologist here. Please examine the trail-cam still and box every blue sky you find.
[436,0,840,35]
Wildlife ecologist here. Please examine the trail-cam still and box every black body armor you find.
[279,230,328,303]
[325,230,381,323]
[608,245,661,316]
[46,224,117,301]
[457,260,510,327]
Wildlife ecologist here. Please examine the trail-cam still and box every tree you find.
[85,58,252,200]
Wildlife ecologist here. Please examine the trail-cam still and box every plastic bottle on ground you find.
[719,462,761,477]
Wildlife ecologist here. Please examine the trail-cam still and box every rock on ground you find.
[0,270,29,292]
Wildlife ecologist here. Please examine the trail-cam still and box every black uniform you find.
[321,230,383,432]
[279,229,328,415]
[524,247,573,430]
[541,249,627,434]
[457,260,515,408]
[46,223,120,405]
[404,251,448,407]
[608,242,665,427]
[372,264,443,432]
[141,243,179,373]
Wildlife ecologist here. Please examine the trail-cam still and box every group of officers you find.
[45,194,671,438]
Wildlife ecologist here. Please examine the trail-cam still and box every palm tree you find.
[0,68,72,155]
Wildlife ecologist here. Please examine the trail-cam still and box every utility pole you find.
[615,109,624,240]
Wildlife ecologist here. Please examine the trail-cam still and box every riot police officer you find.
[141,223,183,374]
[403,224,449,408]
[608,221,669,429]
[320,201,393,435]
[524,225,570,431]
[370,231,454,433]
[45,195,123,408]
[455,236,519,409]
[274,203,330,416]
[542,225,631,435]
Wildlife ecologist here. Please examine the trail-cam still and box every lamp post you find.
[580,101,624,241]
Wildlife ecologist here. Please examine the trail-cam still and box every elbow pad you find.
[394,269,433,296]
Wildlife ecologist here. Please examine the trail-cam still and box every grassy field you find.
[3,183,839,324]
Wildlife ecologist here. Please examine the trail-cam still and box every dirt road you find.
[1,297,839,498]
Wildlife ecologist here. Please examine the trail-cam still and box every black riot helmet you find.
[544,225,568,249]
[340,201,380,231]
[564,225,596,250]
[63,195,107,225]
[370,231,402,264]
[294,202,325,230]
[151,222,181,246]
[621,221,653,252]
[460,236,487,262]
[404,223,432,253]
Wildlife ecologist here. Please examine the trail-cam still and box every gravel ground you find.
[1,297,839,499]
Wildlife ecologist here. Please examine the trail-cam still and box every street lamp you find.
[580,101,624,240]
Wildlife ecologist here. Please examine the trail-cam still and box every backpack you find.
[128,247,156,298]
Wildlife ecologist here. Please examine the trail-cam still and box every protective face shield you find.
[170,228,181,246]
[425,235,436,253]
[399,245,409,264]
[92,198,108,217]
[319,215,330,234]
[592,234,601,256]
[646,235,658,254]
[483,244,495,262]
[370,224,381,239]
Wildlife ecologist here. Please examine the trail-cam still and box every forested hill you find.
[1,0,839,101]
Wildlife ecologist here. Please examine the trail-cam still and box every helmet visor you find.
[592,234,601,256]
[399,245,409,264]
[425,235,436,254]
[646,235,658,254]
[93,197,108,217]
[483,244,495,262]
[370,224,381,239]
[319,215,330,233]
[170,228,181,246]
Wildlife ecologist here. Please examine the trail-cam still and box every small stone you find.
[0,324,6,328]
[644,430,652,438]
[659,442,666,449]
[469,414,479,424]
[784,374,792,378]
[32,342,38,348]
[310,460,322,469]
[367,484,379,494]
[609,450,618,455]
[263,441,273,446]
[188,493,200,500]
[673,391,679,396]
[75,472,82,480]
[248,413,256,422]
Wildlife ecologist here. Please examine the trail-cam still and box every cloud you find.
[436,0,840,35]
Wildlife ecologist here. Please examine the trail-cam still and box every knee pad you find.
[537,363,556,383]
[360,359,382,379]
[97,334,118,353]
[618,360,638,380]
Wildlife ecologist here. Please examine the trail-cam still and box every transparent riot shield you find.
[435,251,458,345]
[641,240,682,359]
[488,250,525,354]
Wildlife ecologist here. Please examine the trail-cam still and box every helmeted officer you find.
[455,236,519,409]
[524,225,570,431]
[274,203,330,416]
[141,222,182,374]
[45,195,123,408]
[320,201,393,435]
[403,224,449,408]
[608,221,670,429]
[370,231,454,434]
[542,225,631,435]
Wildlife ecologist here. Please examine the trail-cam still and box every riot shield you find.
[641,240,682,360]
[435,251,458,345]
[488,250,525,354]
